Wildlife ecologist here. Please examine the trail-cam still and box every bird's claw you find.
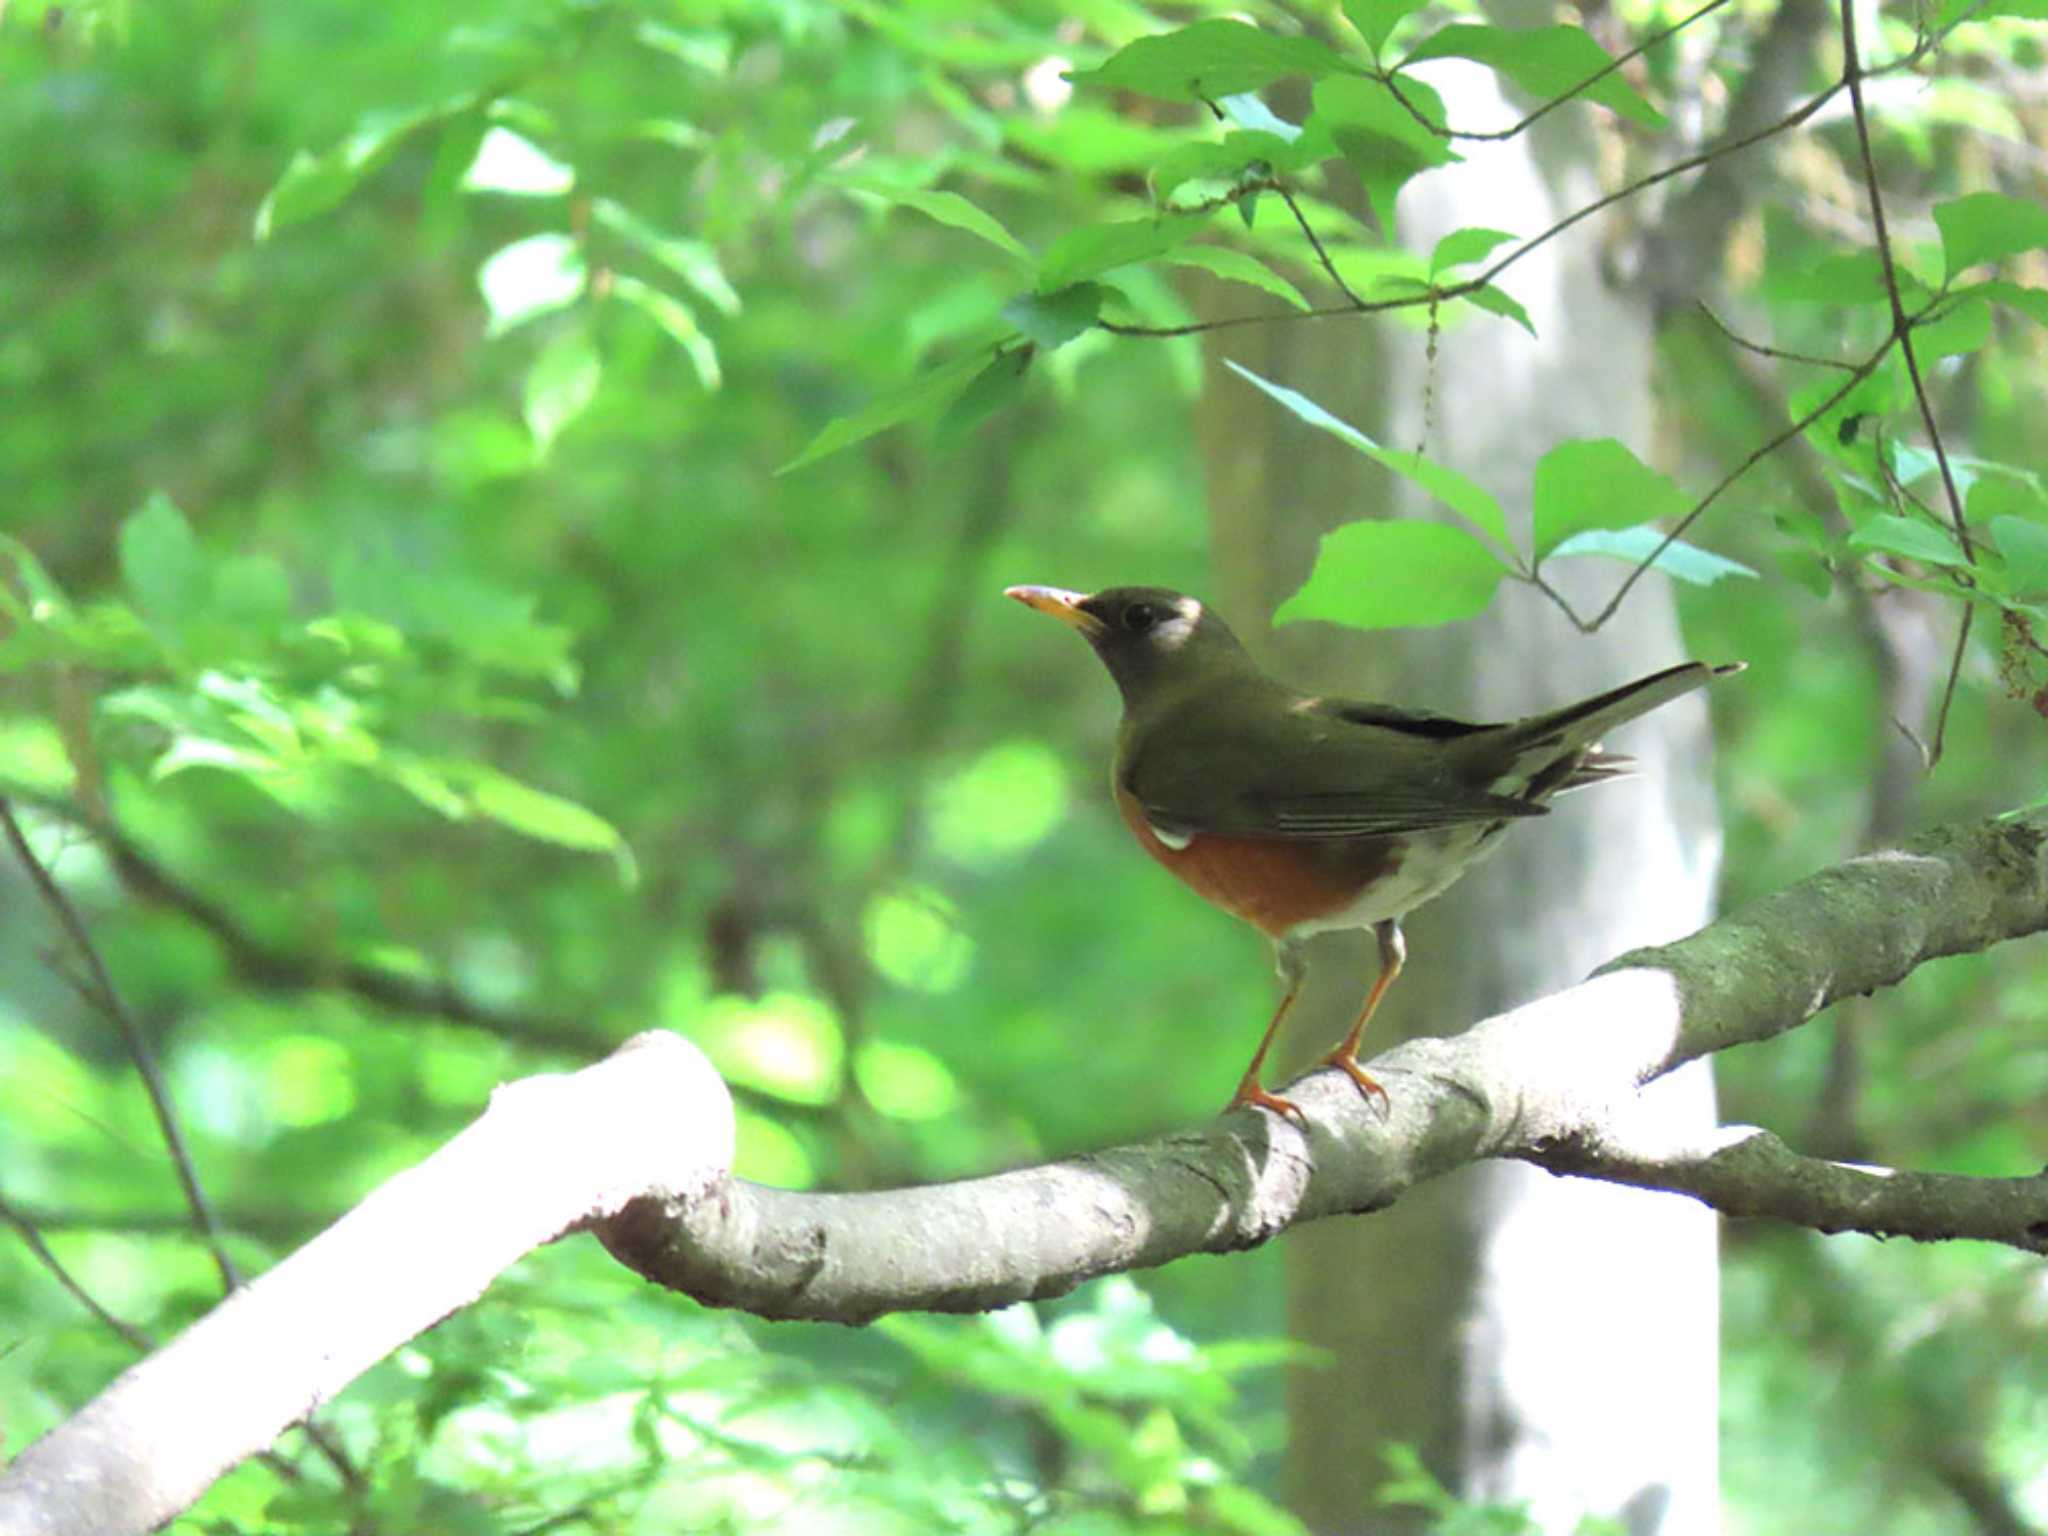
[1321,1052,1391,1116]
[1225,1079,1307,1123]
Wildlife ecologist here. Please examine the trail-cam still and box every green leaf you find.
[458,764,634,875]
[1402,25,1664,129]
[1992,516,2048,594]
[1311,76,1458,233]
[1038,214,1207,291]
[1548,526,1758,586]
[1934,191,2048,276]
[832,179,1032,264]
[1532,440,1689,563]
[1912,297,1991,359]
[1972,279,2048,328]
[1762,251,1891,304]
[936,349,1033,442]
[1002,284,1104,349]
[1464,283,1535,334]
[119,494,208,628]
[1429,226,1514,277]
[460,126,574,196]
[478,233,588,336]
[778,346,998,474]
[1160,246,1309,310]
[1152,130,1320,203]
[610,274,720,388]
[1226,361,1511,548]
[1276,519,1506,629]
[253,102,454,238]
[522,328,602,457]
[1344,0,1428,57]
[1847,514,1968,566]
[1069,20,1355,103]
[591,199,741,314]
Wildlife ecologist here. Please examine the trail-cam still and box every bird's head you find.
[1004,584,1252,706]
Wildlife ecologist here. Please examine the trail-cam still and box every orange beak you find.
[1004,584,1106,639]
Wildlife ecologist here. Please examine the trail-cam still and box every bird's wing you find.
[1122,697,1547,843]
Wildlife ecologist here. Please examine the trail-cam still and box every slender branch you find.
[1381,0,1737,143]
[1276,181,1361,303]
[0,799,240,1295]
[17,792,822,1124]
[0,1194,154,1352]
[1696,301,1855,370]
[1565,335,1895,629]
[1525,1124,2048,1247]
[1838,0,1975,765]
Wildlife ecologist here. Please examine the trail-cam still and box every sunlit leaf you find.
[1532,439,1689,563]
[832,178,1032,264]
[1038,214,1208,291]
[591,199,742,313]
[778,344,1000,473]
[1847,514,1968,566]
[864,888,973,993]
[523,327,602,456]
[1402,24,1665,128]
[698,992,843,1105]
[1428,226,1514,276]
[1277,518,1505,629]
[478,233,588,336]
[1002,284,1104,349]
[1161,246,1310,310]
[1548,525,1758,585]
[118,493,207,628]
[936,349,1033,441]
[1912,297,1991,358]
[610,274,720,388]
[254,101,456,238]
[1069,20,1356,102]
[854,1039,962,1120]
[1344,0,1427,56]
[461,126,574,196]
[1934,190,2048,276]
[1227,361,1511,547]
[1992,516,2048,594]
[1310,75,1458,232]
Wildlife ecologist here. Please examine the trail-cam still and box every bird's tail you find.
[1506,660,1743,792]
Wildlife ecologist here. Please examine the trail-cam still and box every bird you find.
[1006,583,1740,1119]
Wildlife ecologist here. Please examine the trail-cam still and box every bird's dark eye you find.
[1122,602,1162,633]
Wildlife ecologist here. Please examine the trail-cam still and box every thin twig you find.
[1573,339,1897,628]
[1839,0,1974,763]
[1697,301,1857,370]
[1276,182,1362,303]
[0,1193,154,1352]
[1384,0,1737,143]
[1097,80,1846,341]
[0,799,241,1295]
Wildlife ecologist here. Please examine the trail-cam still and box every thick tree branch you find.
[0,1033,734,1536]
[10,811,2045,1533]
[599,809,2048,1321]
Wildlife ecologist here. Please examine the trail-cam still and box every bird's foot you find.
[1319,1050,1391,1115]
[1225,1077,1305,1122]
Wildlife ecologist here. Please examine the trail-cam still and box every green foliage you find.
[3,0,2047,1531]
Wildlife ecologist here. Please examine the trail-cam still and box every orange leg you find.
[1226,941,1309,1119]
[1318,919,1403,1112]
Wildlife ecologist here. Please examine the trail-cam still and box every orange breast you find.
[1113,783,1387,939]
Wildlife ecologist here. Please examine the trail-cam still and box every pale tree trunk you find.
[1198,57,1721,1536]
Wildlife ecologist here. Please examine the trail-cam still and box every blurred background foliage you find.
[1,0,2046,1530]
